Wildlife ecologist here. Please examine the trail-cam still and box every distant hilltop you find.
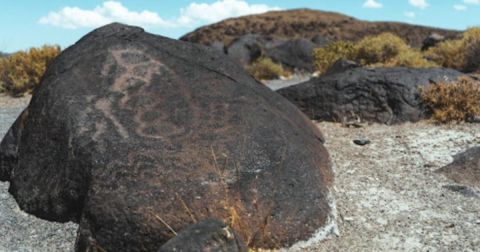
[180,8,461,47]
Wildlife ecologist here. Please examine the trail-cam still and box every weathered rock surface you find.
[437,147,480,188]
[277,67,464,124]
[266,39,320,72]
[225,34,282,66]
[323,59,360,76]
[158,219,247,252]
[0,23,334,252]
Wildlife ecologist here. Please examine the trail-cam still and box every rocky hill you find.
[180,9,461,47]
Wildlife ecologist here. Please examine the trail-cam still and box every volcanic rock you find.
[157,219,247,252]
[0,23,334,251]
[323,59,360,76]
[277,67,464,124]
[266,38,319,72]
[225,34,282,66]
[437,147,480,188]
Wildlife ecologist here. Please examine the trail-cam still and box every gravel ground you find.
[0,94,479,252]
[0,95,77,252]
[309,121,480,252]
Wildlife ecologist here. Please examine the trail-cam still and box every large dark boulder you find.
[226,34,263,66]
[266,39,319,72]
[277,67,464,124]
[225,34,282,66]
[437,147,480,188]
[0,23,334,251]
[158,219,247,252]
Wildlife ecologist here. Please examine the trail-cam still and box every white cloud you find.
[408,0,429,9]
[39,0,280,29]
[39,1,170,29]
[177,0,281,26]
[363,0,383,8]
[404,11,416,18]
[464,0,480,4]
[454,4,468,10]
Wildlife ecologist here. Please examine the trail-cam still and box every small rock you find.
[442,185,480,199]
[354,139,371,146]
[343,122,363,128]
[466,115,480,123]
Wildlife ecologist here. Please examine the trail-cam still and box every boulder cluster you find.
[220,34,329,72]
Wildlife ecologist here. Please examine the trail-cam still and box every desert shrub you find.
[426,27,480,73]
[314,33,435,73]
[356,33,436,68]
[420,77,480,122]
[0,45,60,96]
[246,57,289,80]
[313,40,356,73]
[378,49,437,68]
[354,33,410,65]
[463,28,480,73]
[424,40,464,70]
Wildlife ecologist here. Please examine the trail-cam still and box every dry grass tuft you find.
[420,77,480,123]
[247,57,290,80]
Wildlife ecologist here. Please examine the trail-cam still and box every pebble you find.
[353,139,371,146]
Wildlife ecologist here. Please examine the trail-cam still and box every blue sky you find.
[1,0,479,53]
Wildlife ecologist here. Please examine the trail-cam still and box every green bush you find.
[314,33,435,73]
[426,27,480,73]
[246,57,289,80]
[420,77,480,123]
[313,40,356,73]
[0,45,60,96]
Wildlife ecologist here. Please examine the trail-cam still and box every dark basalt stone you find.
[158,219,247,252]
[266,38,320,72]
[323,59,359,76]
[353,139,371,146]
[0,23,334,251]
[277,67,465,124]
[437,147,480,188]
